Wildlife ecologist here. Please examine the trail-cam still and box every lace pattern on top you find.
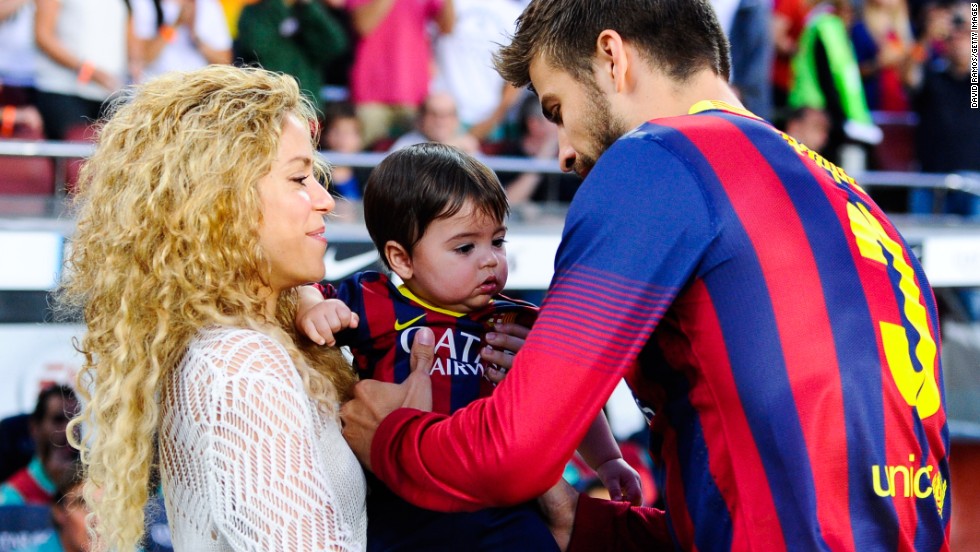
[160,327,366,551]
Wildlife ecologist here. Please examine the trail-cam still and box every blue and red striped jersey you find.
[328,271,538,414]
[370,102,950,550]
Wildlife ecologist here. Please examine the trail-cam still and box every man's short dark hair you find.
[30,384,78,424]
[363,143,509,270]
[494,0,731,89]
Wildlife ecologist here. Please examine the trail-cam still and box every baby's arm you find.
[295,284,359,346]
[577,414,643,505]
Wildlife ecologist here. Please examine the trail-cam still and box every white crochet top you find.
[159,327,367,551]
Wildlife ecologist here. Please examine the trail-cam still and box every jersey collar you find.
[688,99,764,121]
[396,284,494,318]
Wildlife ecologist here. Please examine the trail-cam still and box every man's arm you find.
[566,494,672,552]
[342,138,716,512]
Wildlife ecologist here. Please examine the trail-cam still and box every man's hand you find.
[340,327,434,469]
[537,477,579,552]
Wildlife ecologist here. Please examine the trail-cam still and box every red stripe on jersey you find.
[659,424,698,552]
[428,313,457,415]
[670,116,855,550]
[533,270,673,368]
[664,280,788,551]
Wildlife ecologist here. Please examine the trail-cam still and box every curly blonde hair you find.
[56,65,357,551]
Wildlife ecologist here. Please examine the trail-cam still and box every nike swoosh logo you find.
[394,314,425,331]
[323,247,380,279]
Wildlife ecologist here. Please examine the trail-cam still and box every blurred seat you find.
[61,123,97,195]
[0,126,55,196]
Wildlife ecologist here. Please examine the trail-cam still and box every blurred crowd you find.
[0,0,978,212]
[0,385,172,552]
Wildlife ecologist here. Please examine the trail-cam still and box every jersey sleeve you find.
[330,273,375,351]
[201,332,357,550]
[371,133,719,510]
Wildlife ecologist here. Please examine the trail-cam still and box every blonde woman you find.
[57,65,367,551]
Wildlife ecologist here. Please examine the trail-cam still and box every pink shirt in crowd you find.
[347,0,444,106]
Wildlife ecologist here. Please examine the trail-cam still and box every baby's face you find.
[325,118,363,153]
[403,200,508,313]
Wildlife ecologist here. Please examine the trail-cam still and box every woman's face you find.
[257,114,334,295]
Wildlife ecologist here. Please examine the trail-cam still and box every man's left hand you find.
[340,327,435,469]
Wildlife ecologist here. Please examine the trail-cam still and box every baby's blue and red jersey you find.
[370,101,951,550]
[323,271,538,414]
[322,273,559,552]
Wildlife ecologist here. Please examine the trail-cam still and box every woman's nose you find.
[312,180,335,214]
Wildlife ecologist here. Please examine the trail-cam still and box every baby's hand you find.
[481,322,532,384]
[594,458,643,506]
[297,299,359,346]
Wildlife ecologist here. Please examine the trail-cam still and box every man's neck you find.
[629,69,744,126]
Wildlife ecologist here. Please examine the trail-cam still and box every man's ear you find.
[384,241,414,281]
[596,29,631,94]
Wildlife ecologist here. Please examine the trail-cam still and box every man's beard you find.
[574,81,632,177]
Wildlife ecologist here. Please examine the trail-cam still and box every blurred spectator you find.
[909,0,980,216]
[0,0,51,193]
[0,0,38,103]
[33,0,131,140]
[711,0,774,120]
[910,1,955,66]
[346,0,455,148]
[782,105,832,153]
[321,100,370,201]
[10,460,89,552]
[0,104,43,138]
[216,0,254,39]
[0,413,33,483]
[320,0,357,94]
[771,0,811,111]
[495,93,581,215]
[131,0,232,83]
[432,0,523,142]
[235,0,348,113]
[387,90,480,154]
[851,0,917,111]
[0,385,79,506]
[790,0,883,167]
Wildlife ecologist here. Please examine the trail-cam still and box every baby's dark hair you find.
[363,143,509,270]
